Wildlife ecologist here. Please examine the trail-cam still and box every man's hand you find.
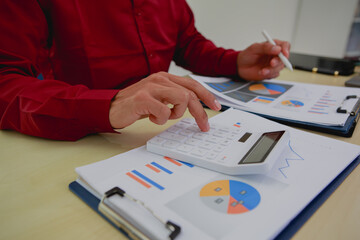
[109,72,222,131]
[237,40,291,81]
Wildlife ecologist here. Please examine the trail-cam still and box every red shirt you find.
[0,0,239,140]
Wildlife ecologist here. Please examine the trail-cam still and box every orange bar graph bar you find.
[164,156,182,166]
[126,172,151,188]
[146,164,161,173]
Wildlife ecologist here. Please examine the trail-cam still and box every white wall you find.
[291,0,358,58]
[186,0,298,49]
[169,0,299,75]
[168,0,357,75]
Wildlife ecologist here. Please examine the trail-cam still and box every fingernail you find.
[214,99,222,110]
[271,58,279,66]
[272,46,281,53]
[262,69,270,76]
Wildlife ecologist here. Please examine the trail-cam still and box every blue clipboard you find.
[69,155,360,239]
[256,110,359,138]
[209,104,360,138]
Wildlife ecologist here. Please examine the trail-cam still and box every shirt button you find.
[149,53,154,58]
[137,12,142,16]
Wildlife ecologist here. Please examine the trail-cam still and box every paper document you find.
[191,75,360,126]
[75,109,360,239]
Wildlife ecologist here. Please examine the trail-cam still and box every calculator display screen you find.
[239,131,285,164]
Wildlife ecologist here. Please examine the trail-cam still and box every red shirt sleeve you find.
[0,0,118,141]
[173,0,240,77]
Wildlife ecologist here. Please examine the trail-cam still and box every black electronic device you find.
[289,52,355,76]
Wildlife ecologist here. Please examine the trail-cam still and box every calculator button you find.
[185,138,201,145]
[213,145,226,152]
[206,152,218,160]
[178,129,194,137]
[176,122,190,129]
[166,126,182,133]
[206,136,222,144]
[162,140,180,148]
[220,140,232,146]
[208,123,217,130]
[159,132,187,142]
[180,118,195,124]
[218,127,231,132]
[148,137,166,145]
[193,132,207,140]
[198,142,214,150]
[227,134,238,140]
[177,144,193,153]
[206,128,217,134]
[186,126,201,133]
[213,131,228,138]
[190,148,207,157]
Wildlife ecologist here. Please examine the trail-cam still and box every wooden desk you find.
[1,70,359,240]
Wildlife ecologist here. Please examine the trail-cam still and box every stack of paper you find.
[73,109,360,239]
[191,75,360,127]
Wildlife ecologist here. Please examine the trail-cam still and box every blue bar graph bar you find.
[178,161,194,167]
[257,96,274,101]
[308,110,328,114]
[223,82,234,87]
[208,83,223,92]
[314,104,329,108]
[131,170,165,190]
[151,162,173,174]
[320,98,336,102]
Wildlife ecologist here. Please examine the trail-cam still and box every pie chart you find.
[200,180,261,214]
[249,83,286,95]
[281,100,304,107]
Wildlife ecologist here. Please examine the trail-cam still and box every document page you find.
[75,109,360,240]
[191,75,360,126]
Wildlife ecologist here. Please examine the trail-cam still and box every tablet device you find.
[345,75,360,88]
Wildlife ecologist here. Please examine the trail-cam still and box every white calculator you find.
[146,118,289,175]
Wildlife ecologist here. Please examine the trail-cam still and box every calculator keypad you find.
[148,118,243,164]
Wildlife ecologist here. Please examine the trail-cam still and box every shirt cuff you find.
[218,50,240,76]
[76,89,119,133]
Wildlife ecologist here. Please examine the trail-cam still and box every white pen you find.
[261,30,293,71]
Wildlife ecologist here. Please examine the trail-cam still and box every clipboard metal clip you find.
[336,95,360,116]
[98,187,181,240]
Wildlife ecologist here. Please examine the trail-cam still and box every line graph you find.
[278,140,304,178]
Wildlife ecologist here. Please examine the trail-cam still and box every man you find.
[0,0,290,141]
